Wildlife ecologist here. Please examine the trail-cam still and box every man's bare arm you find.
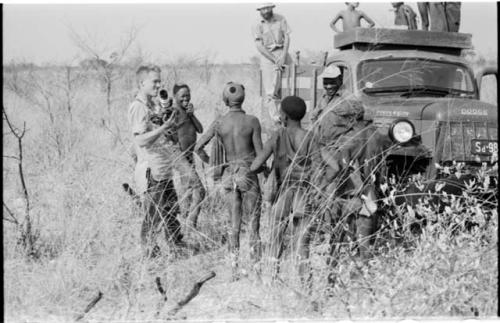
[186,104,203,133]
[255,40,277,63]
[194,121,216,162]
[189,114,204,133]
[329,13,342,32]
[251,117,263,155]
[360,11,376,27]
[250,137,274,172]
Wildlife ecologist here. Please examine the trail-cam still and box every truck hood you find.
[363,97,497,122]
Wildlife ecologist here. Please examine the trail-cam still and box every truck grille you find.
[438,121,497,162]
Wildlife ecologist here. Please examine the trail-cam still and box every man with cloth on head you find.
[195,82,264,280]
[253,2,292,123]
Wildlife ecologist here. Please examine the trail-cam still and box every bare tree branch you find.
[3,107,35,257]
[2,202,20,226]
[3,155,20,160]
[68,24,141,117]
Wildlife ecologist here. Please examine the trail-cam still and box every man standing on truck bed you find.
[391,2,418,30]
[253,2,292,124]
[418,2,461,32]
[330,2,375,33]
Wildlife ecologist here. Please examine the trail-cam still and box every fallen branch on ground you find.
[75,291,103,321]
[155,276,168,317]
[166,271,216,317]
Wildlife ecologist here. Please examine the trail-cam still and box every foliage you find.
[2,58,498,321]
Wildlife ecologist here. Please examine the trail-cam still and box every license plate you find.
[471,139,498,155]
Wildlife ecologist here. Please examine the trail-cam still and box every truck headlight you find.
[389,119,415,144]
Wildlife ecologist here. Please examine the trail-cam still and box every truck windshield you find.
[358,59,475,97]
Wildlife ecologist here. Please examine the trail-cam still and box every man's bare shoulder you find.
[337,10,347,17]
[245,114,261,124]
[351,9,364,17]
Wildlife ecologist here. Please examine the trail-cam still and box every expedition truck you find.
[261,28,498,180]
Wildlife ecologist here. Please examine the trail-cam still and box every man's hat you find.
[256,3,275,10]
[223,82,245,107]
[319,65,342,81]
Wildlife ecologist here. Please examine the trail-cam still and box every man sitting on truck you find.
[310,65,344,123]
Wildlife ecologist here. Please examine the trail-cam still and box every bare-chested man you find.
[330,2,375,33]
[171,84,209,230]
[250,96,318,288]
[195,82,263,280]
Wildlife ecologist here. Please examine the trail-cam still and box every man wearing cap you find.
[251,95,319,287]
[253,3,292,122]
[310,65,344,124]
[195,82,264,280]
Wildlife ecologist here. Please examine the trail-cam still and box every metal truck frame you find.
[261,28,498,180]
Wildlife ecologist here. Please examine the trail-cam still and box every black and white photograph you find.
[3,1,498,321]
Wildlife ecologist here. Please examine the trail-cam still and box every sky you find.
[3,2,498,65]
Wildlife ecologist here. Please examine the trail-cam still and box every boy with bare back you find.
[330,2,375,33]
[171,84,209,230]
[195,82,263,280]
[250,96,318,287]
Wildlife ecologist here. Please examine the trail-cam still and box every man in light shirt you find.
[253,2,292,123]
[128,65,185,257]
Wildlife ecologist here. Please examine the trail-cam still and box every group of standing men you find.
[126,2,461,281]
[392,2,461,32]
[328,2,461,32]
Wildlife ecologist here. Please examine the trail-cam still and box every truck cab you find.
[265,28,498,178]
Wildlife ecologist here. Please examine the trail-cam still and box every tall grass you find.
[2,59,498,321]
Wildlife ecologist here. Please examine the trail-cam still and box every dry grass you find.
[2,59,498,322]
